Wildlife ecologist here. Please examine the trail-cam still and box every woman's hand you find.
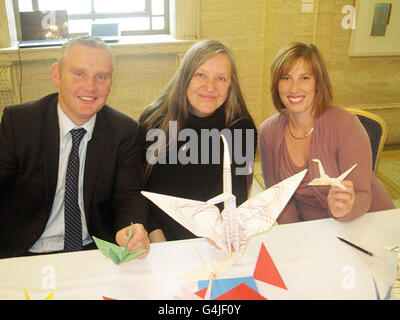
[327,180,355,218]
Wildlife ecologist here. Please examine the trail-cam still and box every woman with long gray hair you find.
[139,39,257,243]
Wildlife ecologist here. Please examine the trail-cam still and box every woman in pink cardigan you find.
[259,42,394,224]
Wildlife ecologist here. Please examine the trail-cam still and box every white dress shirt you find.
[29,105,96,253]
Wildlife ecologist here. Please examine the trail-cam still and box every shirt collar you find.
[57,104,96,140]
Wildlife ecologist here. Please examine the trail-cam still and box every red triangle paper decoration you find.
[195,287,208,298]
[253,243,287,290]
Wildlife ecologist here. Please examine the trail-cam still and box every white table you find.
[0,209,399,300]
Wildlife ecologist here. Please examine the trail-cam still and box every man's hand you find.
[116,223,150,259]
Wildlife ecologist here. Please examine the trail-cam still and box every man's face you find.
[51,44,113,125]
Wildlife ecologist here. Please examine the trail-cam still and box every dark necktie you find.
[64,128,86,252]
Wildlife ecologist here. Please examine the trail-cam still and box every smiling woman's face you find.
[186,53,232,117]
[278,58,316,117]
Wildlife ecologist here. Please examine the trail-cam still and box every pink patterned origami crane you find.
[142,135,306,255]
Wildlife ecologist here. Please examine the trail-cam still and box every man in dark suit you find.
[0,37,150,259]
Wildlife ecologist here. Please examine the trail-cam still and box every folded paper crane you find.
[308,159,357,190]
[92,224,146,265]
[142,135,307,255]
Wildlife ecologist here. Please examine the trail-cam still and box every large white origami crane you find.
[308,159,357,190]
[142,135,307,255]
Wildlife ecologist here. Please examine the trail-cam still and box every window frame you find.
[19,0,170,37]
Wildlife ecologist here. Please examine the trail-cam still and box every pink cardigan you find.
[259,106,394,224]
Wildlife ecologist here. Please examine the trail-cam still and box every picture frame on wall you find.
[349,0,400,56]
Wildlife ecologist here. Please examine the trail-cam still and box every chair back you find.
[346,108,387,172]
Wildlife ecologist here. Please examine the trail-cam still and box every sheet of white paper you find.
[0,210,398,300]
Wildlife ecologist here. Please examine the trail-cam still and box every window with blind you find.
[17,0,169,38]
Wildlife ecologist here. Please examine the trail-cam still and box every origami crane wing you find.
[237,169,307,238]
[142,134,238,254]
[337,163,358,181]
[141,191,227,248]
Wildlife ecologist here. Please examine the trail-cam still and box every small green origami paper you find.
[92,224,146,265]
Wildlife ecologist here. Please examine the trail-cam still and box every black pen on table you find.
[337,236,374,256]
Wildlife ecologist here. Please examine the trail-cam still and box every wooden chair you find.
[346,108,387,172]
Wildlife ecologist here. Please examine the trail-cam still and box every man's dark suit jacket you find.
[0,93,148,258]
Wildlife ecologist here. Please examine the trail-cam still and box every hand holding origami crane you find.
[142,135,307,256]
[92,224,147,265]
[308,159,357,190]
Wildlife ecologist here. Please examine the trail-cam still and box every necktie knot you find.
[70,128,86,146]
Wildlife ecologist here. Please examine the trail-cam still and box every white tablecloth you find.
[0,209,399,300]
